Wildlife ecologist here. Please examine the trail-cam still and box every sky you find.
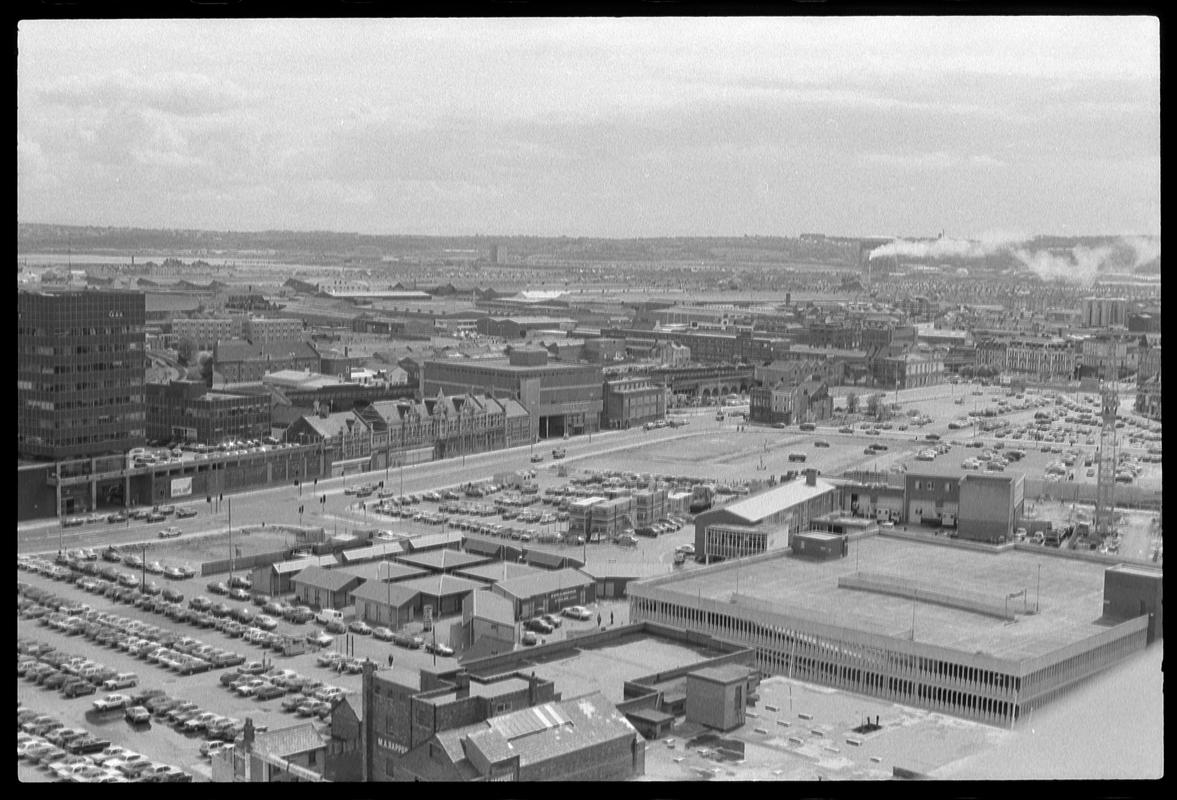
[17,17,1160,239]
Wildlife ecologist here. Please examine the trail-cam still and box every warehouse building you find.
[693,470,839,560]
[290,564,363,610]
[491,568,596,620]
[350,579,422,629]
[629,538,1151,727]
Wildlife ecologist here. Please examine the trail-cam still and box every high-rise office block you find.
[18,289,147,461]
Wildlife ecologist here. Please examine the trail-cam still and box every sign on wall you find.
[170,477,193,498]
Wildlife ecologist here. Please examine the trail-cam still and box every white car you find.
[158,527,182,539]
[561,605,593,621]
[92,693,132,712]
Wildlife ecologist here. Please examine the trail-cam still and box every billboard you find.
[171,477,193,498]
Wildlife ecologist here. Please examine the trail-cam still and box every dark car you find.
[324,619,346,634]
[227,588,251,602]
[525,618,554,634]
[189,596,213,612]
[255,684,286,701]
[210,603,233,618]
[392,632,423,649]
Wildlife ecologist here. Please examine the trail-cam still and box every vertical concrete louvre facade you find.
[629,581,1148,728]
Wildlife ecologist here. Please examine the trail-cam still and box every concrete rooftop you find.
[652,537,1119,662]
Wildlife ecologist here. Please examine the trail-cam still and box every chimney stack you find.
[243,717,255,747]
[805,468,817,487]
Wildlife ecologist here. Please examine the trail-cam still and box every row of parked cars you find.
[19,581,249,672]
[219,660,348,719]
[18,637,115,700]
[18,706,191,782]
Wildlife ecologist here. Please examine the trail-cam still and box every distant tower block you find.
[1094,381,1119,539]
[489,244,499,264]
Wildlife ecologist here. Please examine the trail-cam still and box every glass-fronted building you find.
[18,289,146,461]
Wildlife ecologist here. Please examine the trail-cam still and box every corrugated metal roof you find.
[490,702,570,741]
[717,476,836,524]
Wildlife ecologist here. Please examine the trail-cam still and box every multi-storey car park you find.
[629,536,1155,728]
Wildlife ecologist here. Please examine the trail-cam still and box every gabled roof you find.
[252,722,326,759]
[349,579,421,608]
[523,548,584,570]
[290,564,362,593]
[491,568,594,601]
[711,475,837,525]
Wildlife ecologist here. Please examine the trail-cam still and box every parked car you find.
[424,641,454,657]
[372,626,395,641]
[306,631,335,648]
[157,527,182,539]
[92,693,132,712]
[175,508,197,519]
[392,632,423,649]
[521,631,539,646]
[525,618,554,634]
[348,620,372,636]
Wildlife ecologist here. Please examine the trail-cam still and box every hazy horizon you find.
[18,17,1160,239]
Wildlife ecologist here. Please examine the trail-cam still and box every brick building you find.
[423,348,603,440]
[146,379,271,445]
[749,378,833,425]
[601,376,666,429]
[213,339,321,383]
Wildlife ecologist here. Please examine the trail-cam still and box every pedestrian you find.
[597,613,602,628]
[388,654,394,667]
[610,611,614,625]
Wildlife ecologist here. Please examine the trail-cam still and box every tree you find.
[176,337,198,367]
[866,393,882,417]
[198,352,214,388]
[845,392,859,414]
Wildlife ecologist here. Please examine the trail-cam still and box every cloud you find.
[38,69,246,116]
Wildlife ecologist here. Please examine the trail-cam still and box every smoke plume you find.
[869,235,1160,284]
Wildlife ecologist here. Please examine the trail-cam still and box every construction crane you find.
[1092,368,1121,543]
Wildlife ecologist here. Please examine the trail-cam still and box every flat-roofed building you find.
[424,348,603,440]
[172,315,242,349]
[242,316,304,345]
[146,379,271,445]
[601,376,666,430]
[18,289,147,461]
[629,540,1151,727]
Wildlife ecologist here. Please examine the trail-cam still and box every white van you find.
[315,609,344,626]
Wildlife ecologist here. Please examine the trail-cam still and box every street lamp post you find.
[228,497,233,585]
